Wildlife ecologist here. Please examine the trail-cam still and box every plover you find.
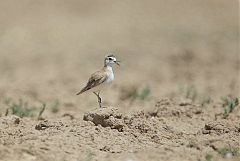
[76,54,120,108]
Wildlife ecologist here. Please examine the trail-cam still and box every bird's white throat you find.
[106,65,114,83]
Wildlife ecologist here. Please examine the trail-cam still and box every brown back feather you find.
[76,70,107,95]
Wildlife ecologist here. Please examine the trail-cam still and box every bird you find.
[76,54,120,108]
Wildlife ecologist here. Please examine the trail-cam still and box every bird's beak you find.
[115,60,120,66]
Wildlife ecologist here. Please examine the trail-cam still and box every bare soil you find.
[0,0,239,161]
[1,99,240,161]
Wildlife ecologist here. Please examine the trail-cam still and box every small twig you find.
[5,108,9,116]
[62,113,74,120]
[38,104,46,120]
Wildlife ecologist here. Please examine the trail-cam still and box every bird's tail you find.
[76,87,88,95]
[76,90,84,95]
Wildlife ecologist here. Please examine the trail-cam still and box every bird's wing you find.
[76,71,107,95]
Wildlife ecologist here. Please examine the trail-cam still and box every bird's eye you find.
[108,58,113,61]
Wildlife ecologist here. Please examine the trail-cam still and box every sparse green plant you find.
[179,85,197,102]
[221,96,239,119]
[4,98,45,118]
[205,154,213,161]
[4,97,12,105]
[120,86,151,103]
[200,96,212,107]
[185,85,197,101]
[217,146,240,158]
[38,104,46,120]
[50,100,60,113]
[138,87,150,100]
[119,86,138,102]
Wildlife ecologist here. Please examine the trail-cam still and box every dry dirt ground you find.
[0,0,239,161]
[0,99,240,161]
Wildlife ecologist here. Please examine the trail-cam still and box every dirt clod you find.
[203,120,239,135]
[35,122,49,130]
[83,107,124,131]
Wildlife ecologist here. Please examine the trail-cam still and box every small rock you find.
[179,99,192,106]
[35,122,49,130]
[100,145,110,152]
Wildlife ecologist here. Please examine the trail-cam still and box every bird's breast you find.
[106,72,114,83]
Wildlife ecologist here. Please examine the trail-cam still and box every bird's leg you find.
[93,92,102,108]
[97,92,102,108]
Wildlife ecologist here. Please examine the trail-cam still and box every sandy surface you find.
[0,0,239,161]
[1,99,240,161]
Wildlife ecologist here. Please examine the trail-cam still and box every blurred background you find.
[0,0,239,116]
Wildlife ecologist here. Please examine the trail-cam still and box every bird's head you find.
[104,54,120,67]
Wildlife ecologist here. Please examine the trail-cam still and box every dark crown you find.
[106,54,115,58]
